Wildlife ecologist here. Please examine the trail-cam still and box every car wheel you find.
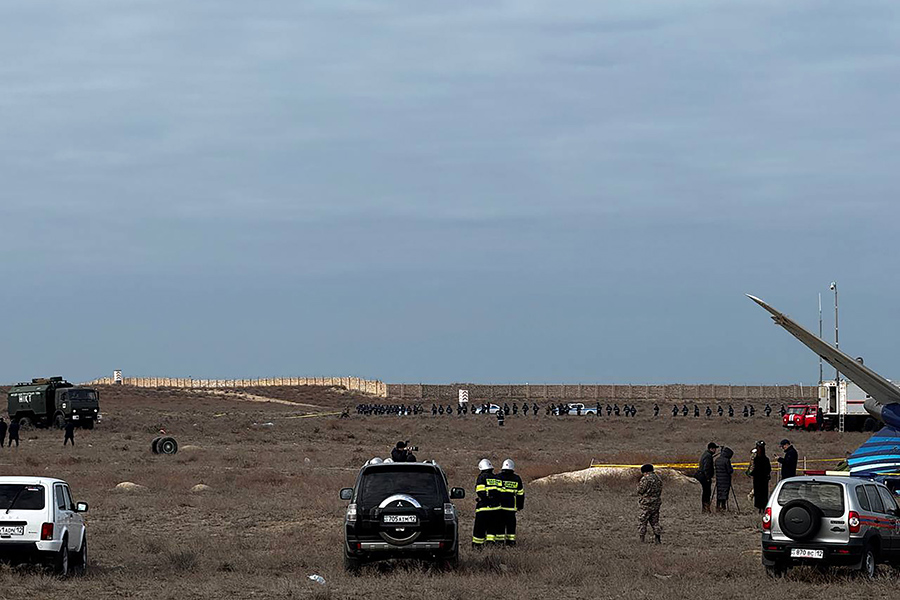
[73,535,88,575]
[55,542,69,577]
[343,552,361,574]
[151,437,161,454]
[859,546,877,579]
[18,417,33,430]
[158,437,178,455]
[83,420,95,430]
[54,414,66,429]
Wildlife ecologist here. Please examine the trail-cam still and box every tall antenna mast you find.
[818,293,823,383]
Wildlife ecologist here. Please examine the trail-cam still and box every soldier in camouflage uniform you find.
[637,464,663,544]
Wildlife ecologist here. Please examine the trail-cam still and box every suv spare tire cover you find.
[779,499,823,541]
[378,494,423,546]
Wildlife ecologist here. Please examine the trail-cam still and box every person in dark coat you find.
[64,421,76,446]
[0,418,6,448]
[714,447,734,511]
[777,439,798,479]
[747,441,772,513]
[7,420,20,447]
[696,442,718,513]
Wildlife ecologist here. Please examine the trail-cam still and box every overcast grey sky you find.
[2,0,899,384]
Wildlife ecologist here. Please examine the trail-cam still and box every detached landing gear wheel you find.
[158,437,178,455]
[151,437,161,454]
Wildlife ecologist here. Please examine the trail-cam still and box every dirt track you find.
[0,385,893,599]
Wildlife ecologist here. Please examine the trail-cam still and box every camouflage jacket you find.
[637,472,663,508]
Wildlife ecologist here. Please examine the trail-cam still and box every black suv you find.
[340,458,465,572]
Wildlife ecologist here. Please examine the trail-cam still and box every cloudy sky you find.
[2,0,899,384]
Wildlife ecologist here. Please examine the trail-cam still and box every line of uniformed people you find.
[472,458,524,547]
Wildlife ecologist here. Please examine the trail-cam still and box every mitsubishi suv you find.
[761,475,900,577]
[340,458,465,572]
[0,477,89,576]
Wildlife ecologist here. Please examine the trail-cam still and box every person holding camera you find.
[391,441,417,462]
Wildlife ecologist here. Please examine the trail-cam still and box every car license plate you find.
[0,526,24,536]
[383,515,417,524]
[790,548,824,559]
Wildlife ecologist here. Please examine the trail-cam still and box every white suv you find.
[0,477,89,576]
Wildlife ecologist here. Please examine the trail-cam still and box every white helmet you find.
[478,458,494,471]
[501,459,515,471]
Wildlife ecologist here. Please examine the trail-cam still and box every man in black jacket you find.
[7,420,19,447]
[777,439,798,479]
[696,442,718,513]
[390,441,416,462]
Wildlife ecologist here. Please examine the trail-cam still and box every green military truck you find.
[7,377,100,429]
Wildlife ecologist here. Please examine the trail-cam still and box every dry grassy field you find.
[0,385,895,599]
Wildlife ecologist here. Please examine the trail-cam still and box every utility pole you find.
[818,293,823,384]
[831,282,839,383]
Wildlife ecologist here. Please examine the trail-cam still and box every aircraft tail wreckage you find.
[747,294,900,478]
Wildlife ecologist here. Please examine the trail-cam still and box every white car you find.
[0,477,89,575]
[472,403,501,414]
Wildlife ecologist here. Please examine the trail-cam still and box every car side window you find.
[63,486,74,511]
[876,487,898,513]
[55,486,66,510]
[865,485,885,513]
[856,486,871,511]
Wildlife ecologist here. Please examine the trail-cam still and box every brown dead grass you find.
[0,385,894,599]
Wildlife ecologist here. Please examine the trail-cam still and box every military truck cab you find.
[7,377,100,429]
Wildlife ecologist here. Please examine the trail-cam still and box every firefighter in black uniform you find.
[472,459,501,547]
[497,459,524,545]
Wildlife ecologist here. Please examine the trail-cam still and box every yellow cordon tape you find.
[589,458,846,469]
[285,411,343,419]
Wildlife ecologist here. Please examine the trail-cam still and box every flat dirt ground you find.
[0,385,894,600]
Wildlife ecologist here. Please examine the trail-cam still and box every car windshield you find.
[777,481,844,517]
[786,407,805,414]
[68,390,97,402]
[358,466,443,509]
[0,484,45,510]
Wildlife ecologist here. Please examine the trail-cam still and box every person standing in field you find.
[777,439,798,479]
[696,442,718,513]
[747,441,772,513]
[0,418,6,448]
[472,459,500,547]
[7,420,20,447]
[497,459,524,546]
[637,464,663,544]
[714,447,734,511]
[64,421,76,446]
